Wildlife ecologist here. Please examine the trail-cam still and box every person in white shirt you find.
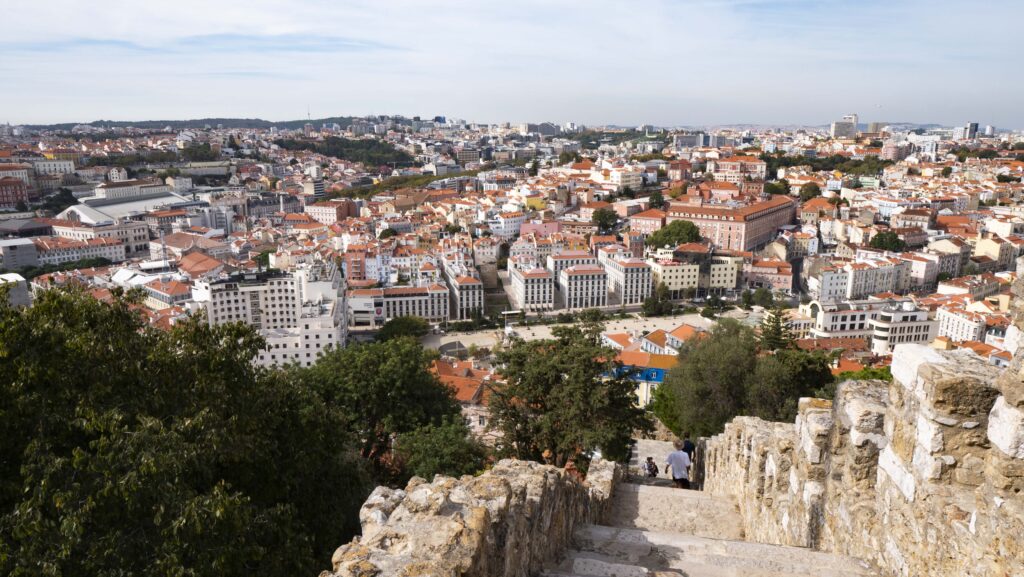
[664,440,692,489]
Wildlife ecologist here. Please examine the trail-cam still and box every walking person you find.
[664,440,692,489]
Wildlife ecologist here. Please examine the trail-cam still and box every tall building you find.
[867,301,938,354]
[193,260,349,368]
[558,264,608,310]
[830,113,859,139]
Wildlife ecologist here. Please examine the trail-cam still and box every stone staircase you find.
[541,442,880,577]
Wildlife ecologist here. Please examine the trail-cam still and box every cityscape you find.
[1,2,1023,577]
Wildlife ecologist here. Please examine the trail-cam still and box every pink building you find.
[629,208,666,235]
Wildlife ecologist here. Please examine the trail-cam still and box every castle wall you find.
[323,459,621,577]
[704,344,1024,577]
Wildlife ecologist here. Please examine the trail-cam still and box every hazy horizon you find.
[4,0,1021,129]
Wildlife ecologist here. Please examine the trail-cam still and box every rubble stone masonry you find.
[704,277,1024,577]
[322,459,621,577]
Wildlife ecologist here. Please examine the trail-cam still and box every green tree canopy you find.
[395,418,488,480]
[0,289,370,577]
[746,349,834,421]
[759,306,796,351]
[799,182,822,202]
[377,315,430,341]
[763,179,790,196]
[648,189,665,210]
[592,207,619,232]
[652,320,756,437]
[489,323,652,467]
[645,219,701,248]
[869,230,906,252]
[295,338,461,476]
[378,227,399,239]
[642,282,674,317]
[652,319,834,437]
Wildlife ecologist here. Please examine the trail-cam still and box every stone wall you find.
[704,344,1024,577]
[322,459,622,577]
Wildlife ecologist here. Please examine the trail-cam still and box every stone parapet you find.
[704,345,1024,577]
[323,459,622,577]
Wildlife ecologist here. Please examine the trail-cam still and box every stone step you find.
[606,483,744,540]
[573,525,878,577]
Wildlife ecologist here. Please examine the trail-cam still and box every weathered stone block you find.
[987,396,1024,460]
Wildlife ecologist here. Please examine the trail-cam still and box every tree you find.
[0,288,371,577]
[297,338,462,477]
[652,319,835,437]
[376,315,430,341]
[869,230,906,252]
[652,320,757,437]
[746,349,834,422]
[378,227,399,239]
[14,200,28,212]
[395,418,488,480]
[763,179,790,196]
[528,159,540,176]
[941,166,953,178]
[592,208,618,233]
[740,289,754,309]
[489,324,652,467]
[648,189,665,210]
[759,307,795,351]
[445,223,463,235]
[799,182,822,202]
[751,287,774,308]
[645,219,701,248]
[642,282,674,317]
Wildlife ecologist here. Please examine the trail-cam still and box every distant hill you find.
[22,117,358,131]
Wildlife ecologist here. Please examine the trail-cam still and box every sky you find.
[2,0,1021,128]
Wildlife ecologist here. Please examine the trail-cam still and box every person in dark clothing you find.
[682,433,696,460]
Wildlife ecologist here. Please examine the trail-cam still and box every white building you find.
[32,159,75,175]
[0,273,31,307]
[51,219,151,258]
[32,236,126,265]
[347,285,450,327]
[193,260,348,368]
[801,298,911,340]
[936,306,988,343]
[509,258,554,312]
[868,301,937,354]
[559,264,608,310]
[606,258,653,305]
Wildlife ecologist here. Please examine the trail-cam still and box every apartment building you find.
[32,159,75,175]
[194,261,349,368]
[705,155,767,184]
[0,177,29,209]
[488,211,525,240]
[606,258,653,305]
[628,208,666,235]
[51,219,151,258]
[32,236,126,265]
[546,250,597,278]
[304,199,358,225]
[934,305,1009,344]
[868,301,938,354]
[649,259,700,298]
[347,285,450,326]
[666,195,796,251]
[449,275,484,320]
[800,298,910,340]
[509,262,554,312]
[558,264,608,310]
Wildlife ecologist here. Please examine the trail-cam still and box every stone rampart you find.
[322,459,622,577]
[704,344,1024,577]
